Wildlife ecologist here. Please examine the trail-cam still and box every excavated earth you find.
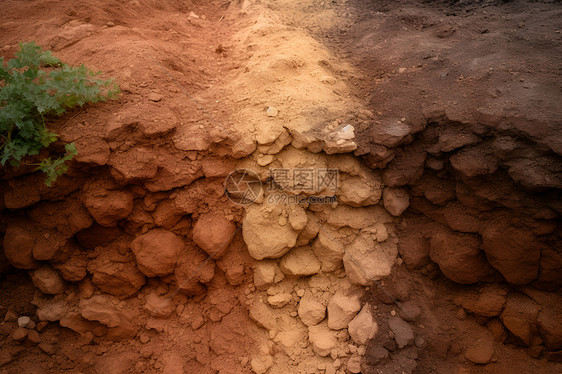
[0,0,561,373]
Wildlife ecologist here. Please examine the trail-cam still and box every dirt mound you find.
[1,0,561,373]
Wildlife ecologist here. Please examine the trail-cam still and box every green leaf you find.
[1,42,119,184]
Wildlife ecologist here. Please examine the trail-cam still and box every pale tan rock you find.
[298,295,326,326]
[348,304,378,345]
[311,227,345,272]
[382,187,410,216]
[243,202,302,260]
[308,323,338,356]
[343,234,397,286]
[279,246,321,276]
[327,290,361,330]
[267,293,292,308]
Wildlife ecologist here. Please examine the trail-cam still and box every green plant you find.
[0,42,119,185]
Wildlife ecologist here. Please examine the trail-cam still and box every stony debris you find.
[399,301,422,322]
[243,202,303,259]
[343,234,397,286]
[308,323,338,356]
[348,304,378,345]
[279,246,321,276]
[12,327,27,342]
[500,293,540,346]
[298,295,326,327]
[131,229,183,277]
[253,261,283,290]
[36,300,69,322]
[383,187,410,216]
[347,354,362,373]
[144,293,175,318]
[83,181,134,227]
[388,316,414,349]
[29,266,66,294]
[17,316,34,329]
[327,290,361,330]
[465,336,495,364]
[455,284,508,317]
[267,293,292,308]
[311,227,345,272]
[193,213,237,259]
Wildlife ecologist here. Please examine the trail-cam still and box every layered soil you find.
[0,1,561,374]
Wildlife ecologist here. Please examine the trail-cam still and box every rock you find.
[53,251,88,282]
[369,120,412,147]
[59,312,104,336]
[348,304,378,345]
[83,181,134,227]
[88,248,146,297]
[267,293,292,308]
[383,187,410,216]
[131,229,183,277]
[367,347,389,365]
[243,202,302,260]
[308,323,338,356]
[465,337,494,364]
[327,290,361,330]
[399,301,422,322]
[253,261,280,290]
[323,132,358,154]
[12,327,28,341]
[430,124,480,152]
[38,342,55,355]
[337,174,382,207]
[343,234,397,286]
[4,309,18,323]
[450,147,498,177]
[80,295,123,328]
[144,293,174,318]
[250,355,273,374]
[266,107,278,117]
[311,227,345,272]
[347,354,362,373]
[487,319,507,343]
[3,224,38,269]
[36,301,69,321]
[298,295,326,326]
[29,266,66,294]
[397,229,430,270]
[429,227,497,284]
[17,316,31,328]
[382,144,426,186]
[388,317,414,348]
[537,305,562,351]
[295,213,319,246]
[457,284,508,317]
[279,246,321,276]
[148,92,163,102]
[26,330,41,345]
[481,221,541,285]
[192,213,237,259]
[500,293,540,346]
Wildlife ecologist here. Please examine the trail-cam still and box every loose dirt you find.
[0,0,561,374]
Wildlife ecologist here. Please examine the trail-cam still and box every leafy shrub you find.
[0,42,119,185]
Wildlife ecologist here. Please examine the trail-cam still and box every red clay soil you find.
[1,0,561,374]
